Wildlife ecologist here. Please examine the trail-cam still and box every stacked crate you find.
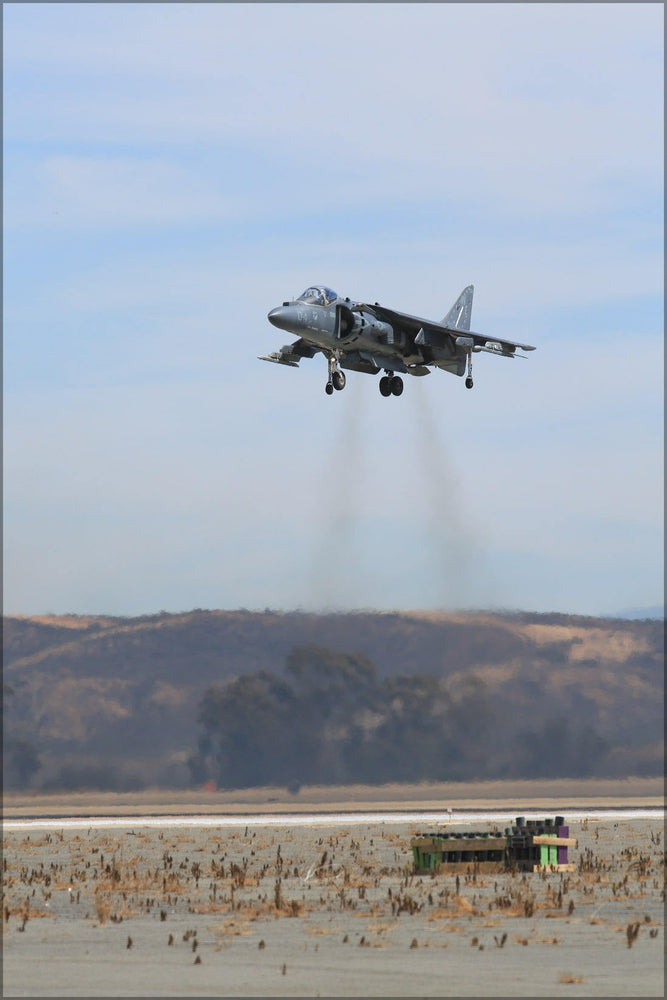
[506,816,577,872]
[411,816,576,874]
[411,831,508,873]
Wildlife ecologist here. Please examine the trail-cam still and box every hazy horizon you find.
[5,603,664,623]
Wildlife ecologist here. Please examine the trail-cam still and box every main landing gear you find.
[325,356,346,395]
[465,352,474,389]
[379,371,403,397]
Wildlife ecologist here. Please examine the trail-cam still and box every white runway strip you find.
[3,808,662,831]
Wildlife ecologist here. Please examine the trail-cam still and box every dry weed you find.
[305,924,340,936]
[94,891,111,925]
[214,918,252,937]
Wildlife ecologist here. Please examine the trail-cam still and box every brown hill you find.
[2,609,663,791]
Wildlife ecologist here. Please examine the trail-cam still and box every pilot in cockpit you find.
[298,287,338,306]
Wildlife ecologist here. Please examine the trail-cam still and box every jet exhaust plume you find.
[406,387,484,611]
[304,381,491,613]
[306,380,368,611]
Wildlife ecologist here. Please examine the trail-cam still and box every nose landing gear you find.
[325,355,346,394]
[379,371,403,397]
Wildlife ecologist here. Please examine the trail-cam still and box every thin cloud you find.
[5,6,661,208]
[4,156,241,231]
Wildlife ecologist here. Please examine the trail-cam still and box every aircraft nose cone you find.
[268,306,290,330]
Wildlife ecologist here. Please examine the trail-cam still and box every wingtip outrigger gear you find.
[465,351,473,389]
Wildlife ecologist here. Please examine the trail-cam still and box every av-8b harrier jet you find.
[260,284,535,396]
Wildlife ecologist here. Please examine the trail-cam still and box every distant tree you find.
[190,647,499,788]
[349,674,449,782]
[285,645,377,704]
[195,671,303,787]
[284,646,380,783]
[3,738,42,789]
[191,648,383,788]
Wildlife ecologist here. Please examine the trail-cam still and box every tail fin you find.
[442,285,474,331]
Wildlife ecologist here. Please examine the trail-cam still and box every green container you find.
[540,836,557,866]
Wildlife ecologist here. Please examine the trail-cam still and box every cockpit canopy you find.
[297,286,338,306]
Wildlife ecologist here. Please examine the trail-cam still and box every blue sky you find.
[3,3,663,617]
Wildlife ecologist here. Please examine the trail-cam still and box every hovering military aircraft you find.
[260,284,536,396]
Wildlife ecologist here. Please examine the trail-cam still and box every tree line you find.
[189,645,617,789]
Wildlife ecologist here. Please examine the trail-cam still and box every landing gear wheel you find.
[465,376,474,389]
[391,375,404,396]
[379,376,391,397]
[327,354,344,394]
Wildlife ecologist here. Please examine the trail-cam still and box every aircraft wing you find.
[258,338,320,368]
[360,303,536,356]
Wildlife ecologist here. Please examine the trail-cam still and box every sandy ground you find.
[2,808,664,997]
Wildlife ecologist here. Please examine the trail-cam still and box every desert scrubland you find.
[2,809,664,997]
